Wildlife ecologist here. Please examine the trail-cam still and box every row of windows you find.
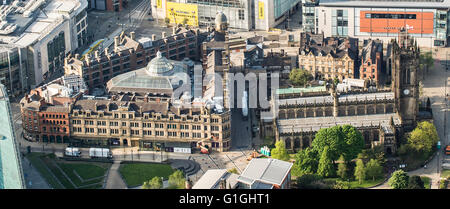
[42,127,66,133]
[72,120,225,130]
[43,114,66,119]
[42,120,67,125]
[365,13,417,20]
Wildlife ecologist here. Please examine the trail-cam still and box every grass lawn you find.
[119,163,176,188]
[320,177,384,189]
[58,162,110,188]
[441,170,450,179]
[27,152,110,189]
[421,176,431,189]
[26,153,64,189]
[348,178,385,189]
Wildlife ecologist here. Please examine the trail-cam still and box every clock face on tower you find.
[403,89,410,96]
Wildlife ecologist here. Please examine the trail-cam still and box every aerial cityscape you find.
[0,0,449,196]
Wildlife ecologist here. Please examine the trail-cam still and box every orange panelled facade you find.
[360,11,434,34]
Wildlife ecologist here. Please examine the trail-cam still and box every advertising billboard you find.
[166,2,198,26]
[360,11,434,34]
[156,0,162,8]
[259,1,264,19]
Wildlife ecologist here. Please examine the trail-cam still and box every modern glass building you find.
[151,0,301,30]
[317,0,450,47]
[0,84,25,189]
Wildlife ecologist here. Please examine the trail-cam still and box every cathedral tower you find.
[391,28,420,129]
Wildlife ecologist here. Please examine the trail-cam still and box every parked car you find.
[65,147,81,157]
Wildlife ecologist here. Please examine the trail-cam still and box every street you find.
[373,47,450,189]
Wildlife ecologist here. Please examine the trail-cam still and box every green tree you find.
[291,148,319,176]
[296,174,327,189]
[354,159,366,185]
[388,170,409,189]
[289,68,313,87]
[337,155,348,180]
[365,159,383,181]
[142,181,151,189]
[148,176,163,189]
[228,168,240,175]
[407,176,425,189]
[271,140,290,161]
[408,121,439,154]
[317,146,335,177]
[312,125,364,163]
[168,170,185,189]
[358,145,386,165]
[333,180,350,189]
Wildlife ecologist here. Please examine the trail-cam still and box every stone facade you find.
[298,32,359,82]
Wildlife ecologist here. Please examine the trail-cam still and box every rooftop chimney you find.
[94,50,99,59]
[130,32,135,40]
[162,32,166,39]
[74,54,79,59]
[104,47,109,55]
[172,27,177,35]
[152,34,156,41]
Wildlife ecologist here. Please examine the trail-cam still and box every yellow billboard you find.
[166,2,198,26]
[156,0,162,8]
[258,2,264,19]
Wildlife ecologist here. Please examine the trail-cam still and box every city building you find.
[316,0,450,47]
[20,74,87,143]
[193,158,293,189]
[298,32,359,82]
[192,169,239,189]
[64,28,202,89]
[22,52,232,152]
[150,0,301,30]
[359,39,383,84]
[0,84,26,189]
[88,0,123,11]
[237,158,293,189]
[0,0,88,96]
[263,31,420,154]
[301,0,318,33]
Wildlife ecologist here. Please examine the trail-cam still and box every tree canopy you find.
[292,148,319,177]
[365,159,383,181]
[317,146,335,177]
[312,125,365,163]
[337,155,348,180]
[289,68,313,87]
[271,140,290,161]
[407,121,439,154]
[354,159,366,185]
[168,170,185,189]
[388,170,409,189]
[408,176,425,189]
[142,176,163,189]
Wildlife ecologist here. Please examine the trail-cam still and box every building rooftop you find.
[277,113,402,134]
[276,86,327,95]
[0,84,25,189]
[106,54,188,96]
[319,0,450,9]
[192,169,239,189]
[238,158,293,186]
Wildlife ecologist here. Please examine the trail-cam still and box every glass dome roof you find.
[147,51,174,75]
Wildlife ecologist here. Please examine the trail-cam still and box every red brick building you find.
[21,75,86,143]
[359,39,383,84]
